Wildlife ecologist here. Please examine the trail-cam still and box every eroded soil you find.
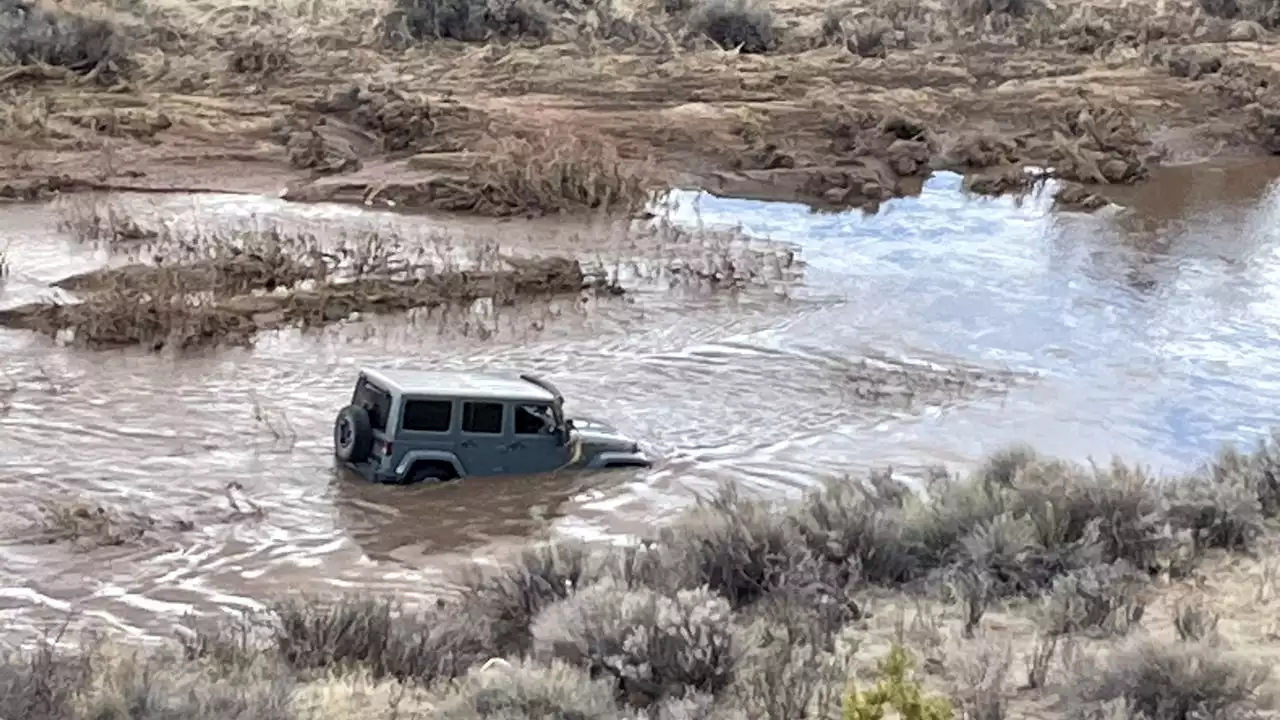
[2,0,1279,215]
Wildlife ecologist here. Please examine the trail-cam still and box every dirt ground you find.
[1,0,1278,217]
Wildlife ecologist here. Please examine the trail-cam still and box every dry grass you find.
[458,131,662,217]
[6,435,1280,719]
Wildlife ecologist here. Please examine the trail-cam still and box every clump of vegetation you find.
[460,130,662,217]
[951,0,1039,24]
[1068,638,1271,720]
[431,658,625,720]
[531,580,736,705]
[0,0,126,80]
[387,0,554,43]
[845,645,954,720]
[264,595,493,682]
[1197,0,1279,29]
[686,0,777,53]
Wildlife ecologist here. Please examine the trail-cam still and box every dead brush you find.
[0,0,128,82]
[54,196,156,247]
[248,391,298,446]
[55,270,257,350]
[459,131,662,217]
[1173,600,1221,643]
[0,90,51,142]
[1049,103,1152,185]
[33,497,158,547]
[200,228,331,294]
[225,32,294,77]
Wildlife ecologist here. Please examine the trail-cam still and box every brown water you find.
[3,162,1280,644]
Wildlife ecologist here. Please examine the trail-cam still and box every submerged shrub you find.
[1067,639,1270,720]
[532,581,736,705]
[687,0,776,53]
[431,658,627,720]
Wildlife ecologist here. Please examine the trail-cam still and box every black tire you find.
[404,462,456,485]
[334,405,374,463]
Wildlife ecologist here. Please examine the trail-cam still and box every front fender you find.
[395,450,465,479]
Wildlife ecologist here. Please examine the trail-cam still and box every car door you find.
[454,400,508,476]
[502,402,574,475]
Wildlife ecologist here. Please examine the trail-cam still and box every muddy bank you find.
[2,0,1280,215]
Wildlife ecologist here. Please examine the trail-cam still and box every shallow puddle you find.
[2,161,1280,642]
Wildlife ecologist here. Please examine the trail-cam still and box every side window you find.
[401,400,452,433]
[461,402,504,434]
[352,378,392,432]
[514,404,554,435]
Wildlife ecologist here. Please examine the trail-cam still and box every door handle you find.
[501,441,526,452]
[460,440,477,449]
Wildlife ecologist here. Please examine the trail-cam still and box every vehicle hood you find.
[569,417,639,451]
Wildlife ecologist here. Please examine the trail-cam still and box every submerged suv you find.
[333,368,652,484]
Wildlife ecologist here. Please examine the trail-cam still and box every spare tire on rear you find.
[334,405,374,463]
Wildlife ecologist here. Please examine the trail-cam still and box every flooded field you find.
[2,160,1280,644]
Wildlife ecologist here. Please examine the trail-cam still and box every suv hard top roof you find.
[359,368,558,404]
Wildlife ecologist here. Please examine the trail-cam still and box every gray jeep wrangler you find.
[333,367,652,484]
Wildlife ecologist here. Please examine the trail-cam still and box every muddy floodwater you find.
[3,162,1280,643]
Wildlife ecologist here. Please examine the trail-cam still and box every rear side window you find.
[352,378,392,432]
[462,402,504,434]
[401,400,452,433]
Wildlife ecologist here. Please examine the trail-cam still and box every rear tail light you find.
[377,440,393,456]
